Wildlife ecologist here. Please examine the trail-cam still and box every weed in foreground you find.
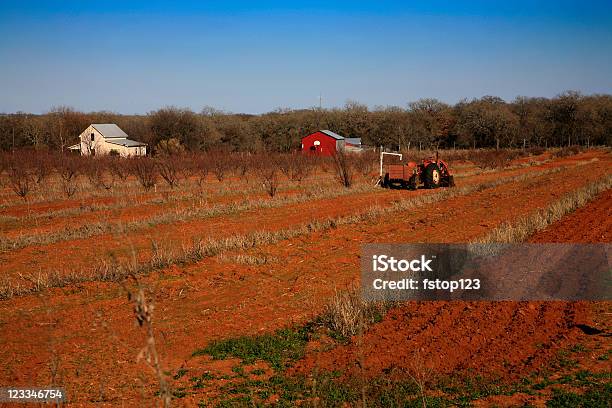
[127,278,172,407]
[318,286,392,341]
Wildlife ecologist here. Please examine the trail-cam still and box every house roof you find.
[91,124,129,139]
[107,139,148,147]
[319,130,345,140]
[345,138,362,145]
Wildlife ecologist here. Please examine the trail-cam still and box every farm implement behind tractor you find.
[379,151,455,190]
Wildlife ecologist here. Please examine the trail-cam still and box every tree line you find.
[1,91,610,153]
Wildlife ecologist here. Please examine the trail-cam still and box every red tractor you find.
[379,152,455,190]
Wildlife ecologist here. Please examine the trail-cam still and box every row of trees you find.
[0,150,381,201]
[1,92,610,153]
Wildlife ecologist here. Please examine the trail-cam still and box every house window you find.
[91,133,95,141]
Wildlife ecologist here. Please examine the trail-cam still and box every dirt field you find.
[0,149,610,407]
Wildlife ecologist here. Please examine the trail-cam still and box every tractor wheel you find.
[382,173,390,188]
[440,175,455,187]
[423,163,441,189]
[407,175,418,190]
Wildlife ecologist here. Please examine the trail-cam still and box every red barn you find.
[301,130,346,156]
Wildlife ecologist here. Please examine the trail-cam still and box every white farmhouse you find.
[69,124,147,156]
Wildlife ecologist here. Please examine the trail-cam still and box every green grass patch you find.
[172,388,188,399]
[569,343,588,353]
[533,370,611,390]
[438,374,529,403]
[210,373,428,407]
[597,350,610,361]
[554,350,579,370]
[195,364,611,407]
[173,368,188,380]
[192,324,314,371]
[546,383,611,407]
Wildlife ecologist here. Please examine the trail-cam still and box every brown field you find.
[0,149,610,407]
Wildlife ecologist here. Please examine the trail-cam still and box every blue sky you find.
[1,1,611,114]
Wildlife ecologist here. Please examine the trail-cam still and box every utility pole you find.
[317,93,323,127]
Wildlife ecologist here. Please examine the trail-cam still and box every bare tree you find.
[156,155,184,189]
[255,156,281,198]
[84,158,115,191]
[353,150,377,179]
[32,151,53,185]
[189,154,209,194]
[208,150,230,182]
[234,152,251,182]
[332,149,355,188]
[109,156,129,181]
[55,155,81,197]
[279,152,311,182]
[7,158,35,201]
[129,157,158,191]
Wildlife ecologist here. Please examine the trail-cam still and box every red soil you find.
[292,301,592,380]
[0,150,608,405]
[529,189,612,243]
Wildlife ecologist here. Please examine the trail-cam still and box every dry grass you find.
[218,253,278,265]
[477,174,612,243]
[320,287,393,339]
[0,182,378,251]
[469,150,522,169]
[552,145,583,158]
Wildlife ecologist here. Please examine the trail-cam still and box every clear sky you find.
[1,1,611,114]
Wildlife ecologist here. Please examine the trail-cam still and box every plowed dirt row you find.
[0,153,601,291]
[528,189,612,243]
[0,155,609,405]
[0,172,338,218]
[292,301,591,380]
[0,178,338,238]
[0,160,489,239]
[0,155,545,238]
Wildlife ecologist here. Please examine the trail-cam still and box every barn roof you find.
[320,130,345,140]
[107,139,147,147]
[345,137,361,145]
[91,124,129,139]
